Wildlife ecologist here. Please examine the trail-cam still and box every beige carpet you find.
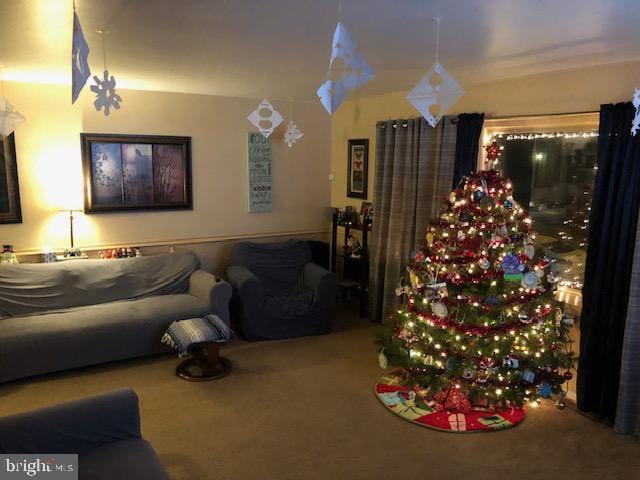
[1,307,638,480]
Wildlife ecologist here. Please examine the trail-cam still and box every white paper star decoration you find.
[0,99,25,137]
[406,62,464,127]
[317,22,375,114]
[247,99,283,139]
[284,121,304,147]
[631,88,640,136]
[90,70,122,116]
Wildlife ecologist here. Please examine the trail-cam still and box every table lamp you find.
[61,209,84,258]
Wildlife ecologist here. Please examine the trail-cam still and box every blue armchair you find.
[226,240,338,340]
[0,389,169,480]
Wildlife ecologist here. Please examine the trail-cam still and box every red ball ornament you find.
[563,371,573,381]
[550,343,558,350]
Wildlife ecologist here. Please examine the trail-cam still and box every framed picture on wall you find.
[81,133,192,213]
[0,133,22,224]
[347,138,368,199]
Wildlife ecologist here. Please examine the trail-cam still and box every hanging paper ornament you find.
[406,62,464,128]
[631,88,639,136]
[406,18,464,127]
[0,99,25,137]
[71,7,91,104]
[90,70,122,116]
[283,120,304,147]
[247,99,283,139]
[317,22,374,114]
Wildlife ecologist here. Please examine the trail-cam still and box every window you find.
[482,113,599,315]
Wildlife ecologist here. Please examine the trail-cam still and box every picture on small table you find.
[347,138,368,199]
[81,133,192,213]
[359,201,373,225]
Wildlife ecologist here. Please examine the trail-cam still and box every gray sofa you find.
[226,240,337,340]
[0,251,231,383]
[0,388,169,480]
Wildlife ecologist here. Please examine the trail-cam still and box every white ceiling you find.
[1,0,639,101]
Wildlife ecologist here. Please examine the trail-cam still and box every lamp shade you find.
[0,98,25,137]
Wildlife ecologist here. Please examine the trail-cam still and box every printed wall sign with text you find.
[247,132,272,212]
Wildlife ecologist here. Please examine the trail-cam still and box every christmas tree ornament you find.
[247,99,283,139]
[631,88,639,136]
[473,190,484,202]
[483,140,501,169]
[478,257,490,270]
[431,301,448,318]
[521,271,539,289]
[522,370,536,383]
[538,382,552,398]
[317,21,374,115]
[462,368,475,379]
[378,349,388,369]
[406,18,464,127]
[524,242,535,259]
[426,232,435,245]
[90,31,122,116]
[71,5,91,104]
[563,371,573,381]
[283,120,303,147]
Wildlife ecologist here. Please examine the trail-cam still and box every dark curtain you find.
[578,102,640,422]
[452,113,484,188]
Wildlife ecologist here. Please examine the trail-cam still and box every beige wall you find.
[331,59,640,208]
[2,82,331,258]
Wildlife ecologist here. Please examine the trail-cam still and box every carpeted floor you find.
[1,306,638,480]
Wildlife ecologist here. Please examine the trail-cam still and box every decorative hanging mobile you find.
[631,88,639,136]
[317,2,374,114]
[71,1,91,104]
[0,67,25,137]
[406,17,464,127]
[247,98,283,139]
[483,140,502,170]
[90,30,122,116]
[284,120,304,147]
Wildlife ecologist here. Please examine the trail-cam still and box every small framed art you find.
[347,138,368,199]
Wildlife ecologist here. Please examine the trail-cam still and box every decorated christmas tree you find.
[377,170,574,413]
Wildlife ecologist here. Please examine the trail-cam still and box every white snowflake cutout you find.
[90,70,122,116]
[284,120,304,147]
[631,88,640,137]
[406,62,464,127]
[247,99,283,139]
[0,99,25,136]
[317,22,375,115]
[317,79,348,115]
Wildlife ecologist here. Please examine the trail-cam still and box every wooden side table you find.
[176,342,232,382]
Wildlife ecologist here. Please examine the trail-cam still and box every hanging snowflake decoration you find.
[631,88,640,137]
[406,62,464,128]
[90,70,122,116]
[247,99,283,139]
[284,120,304,147]
[317,22,375,115]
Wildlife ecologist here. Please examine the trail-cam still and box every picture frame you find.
[81,133,192,213]
[347,138,368,199]
[359,201,373,225]
[0,133,22,224]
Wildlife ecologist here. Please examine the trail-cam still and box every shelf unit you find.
[330,212,372,318]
